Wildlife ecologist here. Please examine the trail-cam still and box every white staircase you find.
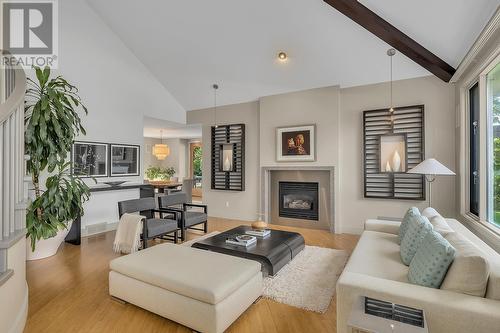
[0,50,29,333]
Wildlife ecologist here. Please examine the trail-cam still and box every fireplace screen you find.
[279,182,319,221]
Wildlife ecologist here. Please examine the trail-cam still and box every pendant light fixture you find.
[213,83,219,128]
[153,129,170,160]
[387,48,396,113]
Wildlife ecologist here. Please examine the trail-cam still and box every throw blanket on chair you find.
[113,213,144,254]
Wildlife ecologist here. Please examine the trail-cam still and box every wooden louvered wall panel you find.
[211,124,245,191]
[363,105,425,200]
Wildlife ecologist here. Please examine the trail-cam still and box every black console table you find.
[64,184,154,245]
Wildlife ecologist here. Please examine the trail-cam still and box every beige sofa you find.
[109,243,262,333]
[336,217,500,333]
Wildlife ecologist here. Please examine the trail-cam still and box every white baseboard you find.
[82,222,119,237]
[9,282,28,333]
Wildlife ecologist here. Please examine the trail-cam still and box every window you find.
[487,62,500,228]
[466,57,500,232]
[469,82,480,216]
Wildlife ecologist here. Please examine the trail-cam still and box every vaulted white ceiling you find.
[86,0,498,111]
[143,116,202,139]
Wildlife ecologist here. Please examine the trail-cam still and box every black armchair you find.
[158,193,208,241]
[117,197,179,248]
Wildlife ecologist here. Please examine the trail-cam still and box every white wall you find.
[32,0,187,229]
[187,102,260,221]
[188,76,457,234]
[27,0,186,185]
[0,238,28,333]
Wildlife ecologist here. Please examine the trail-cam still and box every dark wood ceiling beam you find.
[323,0,456,82]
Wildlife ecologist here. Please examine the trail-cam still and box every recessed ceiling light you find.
[277,51,287,61]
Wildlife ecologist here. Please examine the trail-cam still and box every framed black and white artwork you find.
[72,141,108,177]
[110,144,140,177]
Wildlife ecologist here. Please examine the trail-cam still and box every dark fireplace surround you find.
[279,181,319,221]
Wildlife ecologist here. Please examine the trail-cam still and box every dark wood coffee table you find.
[191,226,305,276]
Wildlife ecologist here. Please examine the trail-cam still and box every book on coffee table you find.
[245,229,271,237]
[225,234,257,247]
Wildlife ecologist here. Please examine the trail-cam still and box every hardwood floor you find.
[25,218,359,333]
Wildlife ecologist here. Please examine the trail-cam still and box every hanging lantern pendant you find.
[153,130,170,160]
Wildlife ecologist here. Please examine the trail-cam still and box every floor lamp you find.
[407,158,455,208]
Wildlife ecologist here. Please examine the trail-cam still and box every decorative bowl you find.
[103,181,127,187]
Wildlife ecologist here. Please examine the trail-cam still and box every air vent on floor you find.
[365,297,424,328]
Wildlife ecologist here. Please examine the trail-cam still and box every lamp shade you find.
[407,158,455,176]
[153,144,170,160]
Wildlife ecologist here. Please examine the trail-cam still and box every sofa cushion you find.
[408,230,456,288]
[399,207,420,244]
[400,215,433,265]
[429,215,455,236]
[444,219,500,300]
[441,232,489,297]
[421,207,440,219]
[486,264,500,300]
[365,219,400,235]
[109,243,261,304]
[344,231,408,282]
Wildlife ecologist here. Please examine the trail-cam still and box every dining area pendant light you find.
[213,83,219,128]
[387,48,396,113]
[153,129,170,160]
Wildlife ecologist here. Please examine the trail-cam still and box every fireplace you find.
[279,181,319,221]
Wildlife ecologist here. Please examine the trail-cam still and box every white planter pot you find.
[26,221,73,261]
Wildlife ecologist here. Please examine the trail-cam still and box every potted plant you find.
[145,166,176,184]
[25,67,91,260]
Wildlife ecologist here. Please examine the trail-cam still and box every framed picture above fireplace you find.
[276,125,316,162]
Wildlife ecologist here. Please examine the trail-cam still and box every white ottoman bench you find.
[109,243,262,333]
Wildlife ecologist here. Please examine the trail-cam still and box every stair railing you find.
[0,50,28,285]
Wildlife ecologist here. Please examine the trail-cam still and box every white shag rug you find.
[182,231,348,313]
[262,245,348,313]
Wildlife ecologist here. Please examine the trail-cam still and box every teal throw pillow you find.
[400,215,433,265]
[408,230,456,288]
[398,207,420,245]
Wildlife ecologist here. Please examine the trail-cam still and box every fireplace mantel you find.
[260,166,336,233]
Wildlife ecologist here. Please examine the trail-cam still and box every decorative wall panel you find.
[363,105,425,200]
[211,124,245,191]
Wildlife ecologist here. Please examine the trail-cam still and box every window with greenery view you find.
[193,146,202,188]
[487,62,500,228]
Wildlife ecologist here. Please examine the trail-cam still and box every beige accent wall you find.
[187,76,457,233]
[259,86,341,229]
[339,76,456,233]
[144,137,163,170]
[187,102,260,221]
[143,137,189,180]
[259,86,341,167]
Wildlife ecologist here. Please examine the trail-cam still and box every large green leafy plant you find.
[25,67,90,250]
